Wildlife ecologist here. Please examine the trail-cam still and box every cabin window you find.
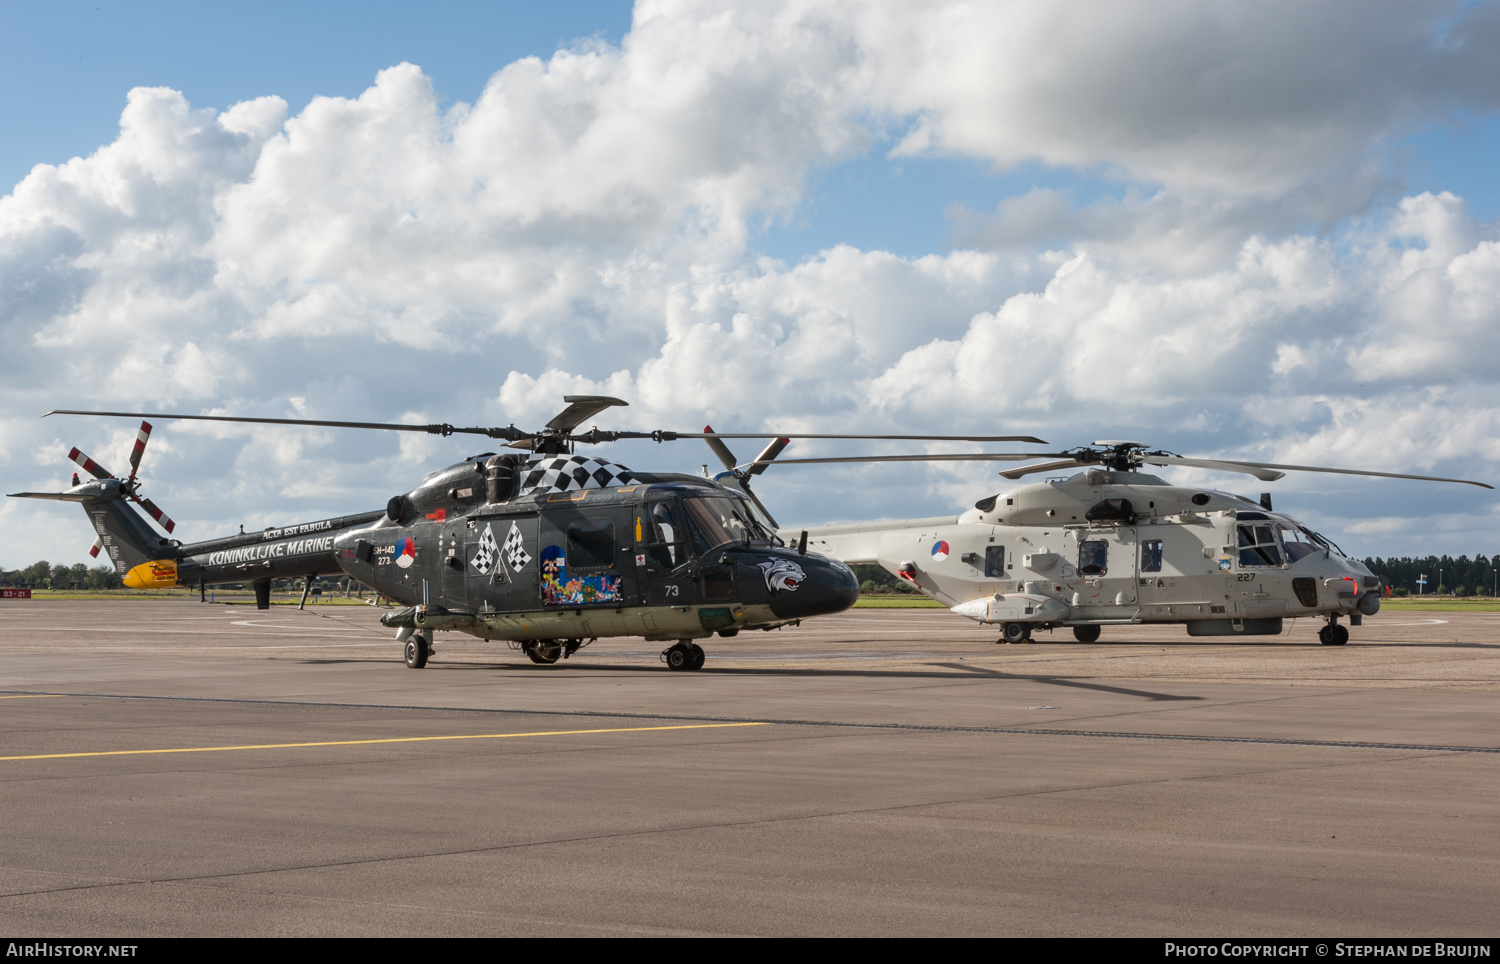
[1078,540,1108,576]
[1141,540,1163,573]
[984,545,1006,578]
[567,520,616,571]
[1237,524,1284,567]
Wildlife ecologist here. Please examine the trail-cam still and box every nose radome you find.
[768,555,859,619]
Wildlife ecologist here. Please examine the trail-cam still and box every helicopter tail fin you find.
[85,498,174,578]
[8,480,172,577]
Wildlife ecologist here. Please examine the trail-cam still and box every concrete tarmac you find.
[1,599,1497,937]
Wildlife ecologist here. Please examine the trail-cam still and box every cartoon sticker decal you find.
[540,545,622,605]
[757,559,805,593]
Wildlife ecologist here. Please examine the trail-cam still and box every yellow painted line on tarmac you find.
[0,694,68,700]
[0,722,772,762]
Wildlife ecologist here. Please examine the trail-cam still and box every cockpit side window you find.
[1279,525,1318,563]
[646,500,689,569]
[1237,524,1284,567]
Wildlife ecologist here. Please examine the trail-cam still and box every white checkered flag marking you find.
[471,523,499,575]
[502,521,531,572]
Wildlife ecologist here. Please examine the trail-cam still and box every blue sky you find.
[0,2,632,190]
[3,1,1500,567]
[10,2,1496,264]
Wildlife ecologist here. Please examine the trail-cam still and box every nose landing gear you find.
[1318,618,1350,646]
[998,622,1032,644]
[662,641,706,671]
[404,632,430,668]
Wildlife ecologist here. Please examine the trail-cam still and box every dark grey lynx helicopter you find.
[12,397,1044,671]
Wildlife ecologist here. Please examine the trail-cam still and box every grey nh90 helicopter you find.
[763,441,1492,646]
[11,397,1045,670]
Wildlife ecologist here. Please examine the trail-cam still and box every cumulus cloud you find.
[3,0,1500,567]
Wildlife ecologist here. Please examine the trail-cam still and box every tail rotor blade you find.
[134,496,176,534]
[127,421,152,480]
[67,447,114,480]
[88,535,103,558]
[702,425,740,473]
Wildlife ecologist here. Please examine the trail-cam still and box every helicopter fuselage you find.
[796,469,1380,643]
[115,455,859,659]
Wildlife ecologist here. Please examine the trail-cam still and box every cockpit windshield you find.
[682,496,766,551]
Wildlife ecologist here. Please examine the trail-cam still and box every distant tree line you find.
[1362,555,1499,597]
[0,563,363,596]
[0,562,124,590]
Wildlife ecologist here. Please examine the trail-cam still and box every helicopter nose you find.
[767,554,860,620]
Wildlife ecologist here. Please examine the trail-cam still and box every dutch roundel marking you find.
[394,536,417,569]
[931,540,950,562]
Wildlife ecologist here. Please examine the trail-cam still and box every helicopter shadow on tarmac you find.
[295,654,1203,702]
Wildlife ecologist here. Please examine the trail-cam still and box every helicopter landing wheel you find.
[1319,624,1349,646]
[1000,622,1030,645]
[404,633,429,669]
[1072,624,1101,643]
[663,642,702,672]
[525,641,562,664]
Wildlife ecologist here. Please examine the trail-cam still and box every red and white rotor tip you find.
[128,421,152,479]
[67,447,113,480]
[135,496,176,534]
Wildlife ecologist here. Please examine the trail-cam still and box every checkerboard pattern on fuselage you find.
[518,456,636,496]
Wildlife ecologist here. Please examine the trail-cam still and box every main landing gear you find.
[524,640,563,664]
[1318,618,1350,646]
[662,641,706,671]
[519,639,588,665]
[1072,624,1102,643]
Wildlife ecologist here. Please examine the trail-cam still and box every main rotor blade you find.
[705,433,1049,443]
[545,395,628,434]
[747,436,790,476]
[740,453,1052,470]
[999,458,1099,480]
[701,425,740,473]
[45,410,532,442]
[1145,455,1494,489]
[1142,455,1285,482]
